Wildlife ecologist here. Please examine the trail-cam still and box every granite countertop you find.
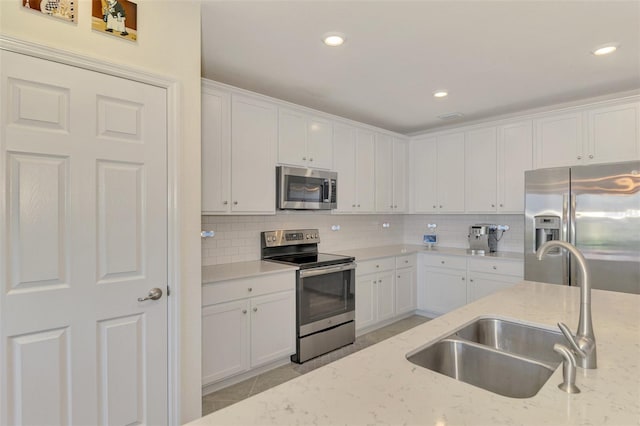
[202,260,298,285]
[188,282,640,425]
[336,244,524,262]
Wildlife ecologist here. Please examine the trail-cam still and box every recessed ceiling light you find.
[592,43,619,56]
[433,90,448,98]
[323,33,345,47]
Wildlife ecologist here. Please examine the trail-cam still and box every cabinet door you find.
[395,267,415,315]
[355,274,376,330]
[278,108,307,167]
[202,300,250,385]
[201,88,231,213]
[231,95,277,213]
[333,124,357,212]
[437,133,465,212]
[424,267,467,315]
[355,129,376,212]
[250,291,295,368]
[411,137,438,213]
[588,102,640,164]
[535,112,584,168]
[307,117,333,169]
[498,121,532,213]
[375,133,394,212]
[465,127,497,213]
[467,272,520,303]
[376,271,396,322]
[393,139,408,212]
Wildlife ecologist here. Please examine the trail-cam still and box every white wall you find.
[0,1,203,422]
[202,213,524,265]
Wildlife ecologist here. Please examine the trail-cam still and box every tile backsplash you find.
[202,212,524,266]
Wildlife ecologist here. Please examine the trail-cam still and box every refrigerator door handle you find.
[569,193,577,246]
[562,193,571,286]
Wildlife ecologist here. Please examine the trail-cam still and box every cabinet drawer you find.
[202,272,295,306]
[467,258,523,277]
[356,257,396,275]
[396,254,416,269]
[421,254,467,270]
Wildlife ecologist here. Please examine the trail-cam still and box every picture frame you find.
[22,0,76,23]
[91,0,137,42]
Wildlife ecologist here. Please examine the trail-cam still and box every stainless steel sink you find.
[453,318,564,367]
[406,317,564,398]
[407,338,555,398]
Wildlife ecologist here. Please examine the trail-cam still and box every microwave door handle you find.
[324,179,331,202]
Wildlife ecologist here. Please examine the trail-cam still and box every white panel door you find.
[355,274,376,330]
[278,108,307,167]
[376,271,395,322]
[1,51,168,425]
[534,112,584,168]
[250,291,295,368]
[395,268,415,315]
[424,268,467,315]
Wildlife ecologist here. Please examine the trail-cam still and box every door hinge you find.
[167,286,171,296]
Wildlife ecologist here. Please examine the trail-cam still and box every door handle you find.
[138,288,163,302]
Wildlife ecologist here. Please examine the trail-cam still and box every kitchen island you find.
[188,281,640,425]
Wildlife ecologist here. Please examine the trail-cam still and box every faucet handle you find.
[553,343,580,394]
[558,322,586,357]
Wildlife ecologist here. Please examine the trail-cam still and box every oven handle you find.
[299,262,356,278]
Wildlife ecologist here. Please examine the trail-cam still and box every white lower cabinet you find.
[201,272,295,387]
[418,253,524,317]
[356,255,418,332]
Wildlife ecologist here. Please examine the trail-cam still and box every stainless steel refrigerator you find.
[524,160,640,294]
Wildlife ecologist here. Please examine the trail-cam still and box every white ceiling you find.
[201,1,640,135]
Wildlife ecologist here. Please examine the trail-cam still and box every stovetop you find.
[266,252,354,270]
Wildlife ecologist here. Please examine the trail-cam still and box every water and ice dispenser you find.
[534,216,561,250]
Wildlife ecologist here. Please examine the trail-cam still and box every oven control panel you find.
[262,229,320,247]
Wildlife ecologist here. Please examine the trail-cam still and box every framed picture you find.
[91,0,137,42]
[23,0,76,23]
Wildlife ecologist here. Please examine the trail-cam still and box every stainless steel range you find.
[261,229,356,363]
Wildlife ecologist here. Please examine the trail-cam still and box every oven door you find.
[297,263,355,336]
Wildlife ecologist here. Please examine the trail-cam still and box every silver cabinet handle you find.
[394,205,397,208]
[470,279,474,283]
[441,260,445,264]
[405,260,409,263]
[491,204,495,208]
[233,201,238,205]
[309,158,313,162]
[577,155,582,160]
[461,277,465,281]
[357,204,360,207]
[253,307,258,312]
[302,156,306,161]
[439,205,443,208]
[588,154,593,159]
[242,309,247,314]
[352,204,356,207]
[223,201,228,205]
[499,203,503,207]
[433,205,436,209]
[138,287,162,302]
[492,265,497,270]
[248,287,253,292]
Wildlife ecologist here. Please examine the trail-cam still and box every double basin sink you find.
[407,318,566,398]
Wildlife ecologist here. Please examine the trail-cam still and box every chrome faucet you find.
[536,240,597,369]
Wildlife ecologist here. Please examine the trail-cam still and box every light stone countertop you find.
[336,244,524,262]
[188,282,640,426]
[202,260,298,284]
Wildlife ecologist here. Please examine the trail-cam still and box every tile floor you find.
[202,315,431,415]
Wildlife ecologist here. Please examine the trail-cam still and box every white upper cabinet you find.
[535,101,639,168]
[202,88,277,214]
[588,102,639,164]
[278,108,333,170]
[202,86,231,214]
[375,133,394,212]
[333,124,357,213]
[355,129,376,212]
[412,133,464,213]
[497,120,533,213]
[411,137,437,213]
[392,139,408,212]
[230,94,278,213]
[465,127,497,213]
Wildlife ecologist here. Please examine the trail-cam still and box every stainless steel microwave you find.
[277,166,337,210]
